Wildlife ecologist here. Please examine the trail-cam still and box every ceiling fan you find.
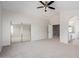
[37,1,55,12]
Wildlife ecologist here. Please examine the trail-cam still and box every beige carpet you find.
[0,39,79,58]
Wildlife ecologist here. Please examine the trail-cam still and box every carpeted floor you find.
[0,39,79,58]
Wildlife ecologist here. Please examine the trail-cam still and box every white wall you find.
[49,13,60,25]
[75,20,79,39]
[74,17,79,39]
[2,7,48,45]
[0,2,1,45]
[0,2,2,52]
[1,1,61,46]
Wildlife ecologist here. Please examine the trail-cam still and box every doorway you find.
[10,23,31,43]
[68,16,79,44]
[53,24,60,39]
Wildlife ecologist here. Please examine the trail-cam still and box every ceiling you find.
[1,1,79,18]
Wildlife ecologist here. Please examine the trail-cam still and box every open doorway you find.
[68,16,79,44]
[53,24,60,39]
[10,23,31,43]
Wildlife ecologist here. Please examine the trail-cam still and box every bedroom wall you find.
[0,1,61,46]
[2,9,48,45]
[49,13,60,25]
[0,2,2,52]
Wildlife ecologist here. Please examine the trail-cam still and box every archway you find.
[68,16,79,44]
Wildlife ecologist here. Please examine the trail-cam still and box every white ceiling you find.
[1,1,79,18]
[2,1,79,11]
[2,2,55,18]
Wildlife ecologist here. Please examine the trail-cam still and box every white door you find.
[48,24,53,39]
[22,24,31,42]
[11,24,21,43]
[11,24,31,43]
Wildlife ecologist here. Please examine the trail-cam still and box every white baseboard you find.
[0,47,2,52]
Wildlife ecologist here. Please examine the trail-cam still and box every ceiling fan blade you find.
[47,1,54,5]
[37,6,44,8]
[39,1,45,5]
[48,6,55,10]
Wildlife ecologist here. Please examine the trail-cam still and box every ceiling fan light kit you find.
[37,1,55,12]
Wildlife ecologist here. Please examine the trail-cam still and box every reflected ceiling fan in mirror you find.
[37,1,55,12]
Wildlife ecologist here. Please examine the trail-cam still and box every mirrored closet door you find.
[11,23,31,43]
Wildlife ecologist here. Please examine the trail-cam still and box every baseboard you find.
[0,47,2,52]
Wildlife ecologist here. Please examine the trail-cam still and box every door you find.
[48,24,53,39]
[22,24,31,42]
[11,24,31,43]
[11,24,21,43]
